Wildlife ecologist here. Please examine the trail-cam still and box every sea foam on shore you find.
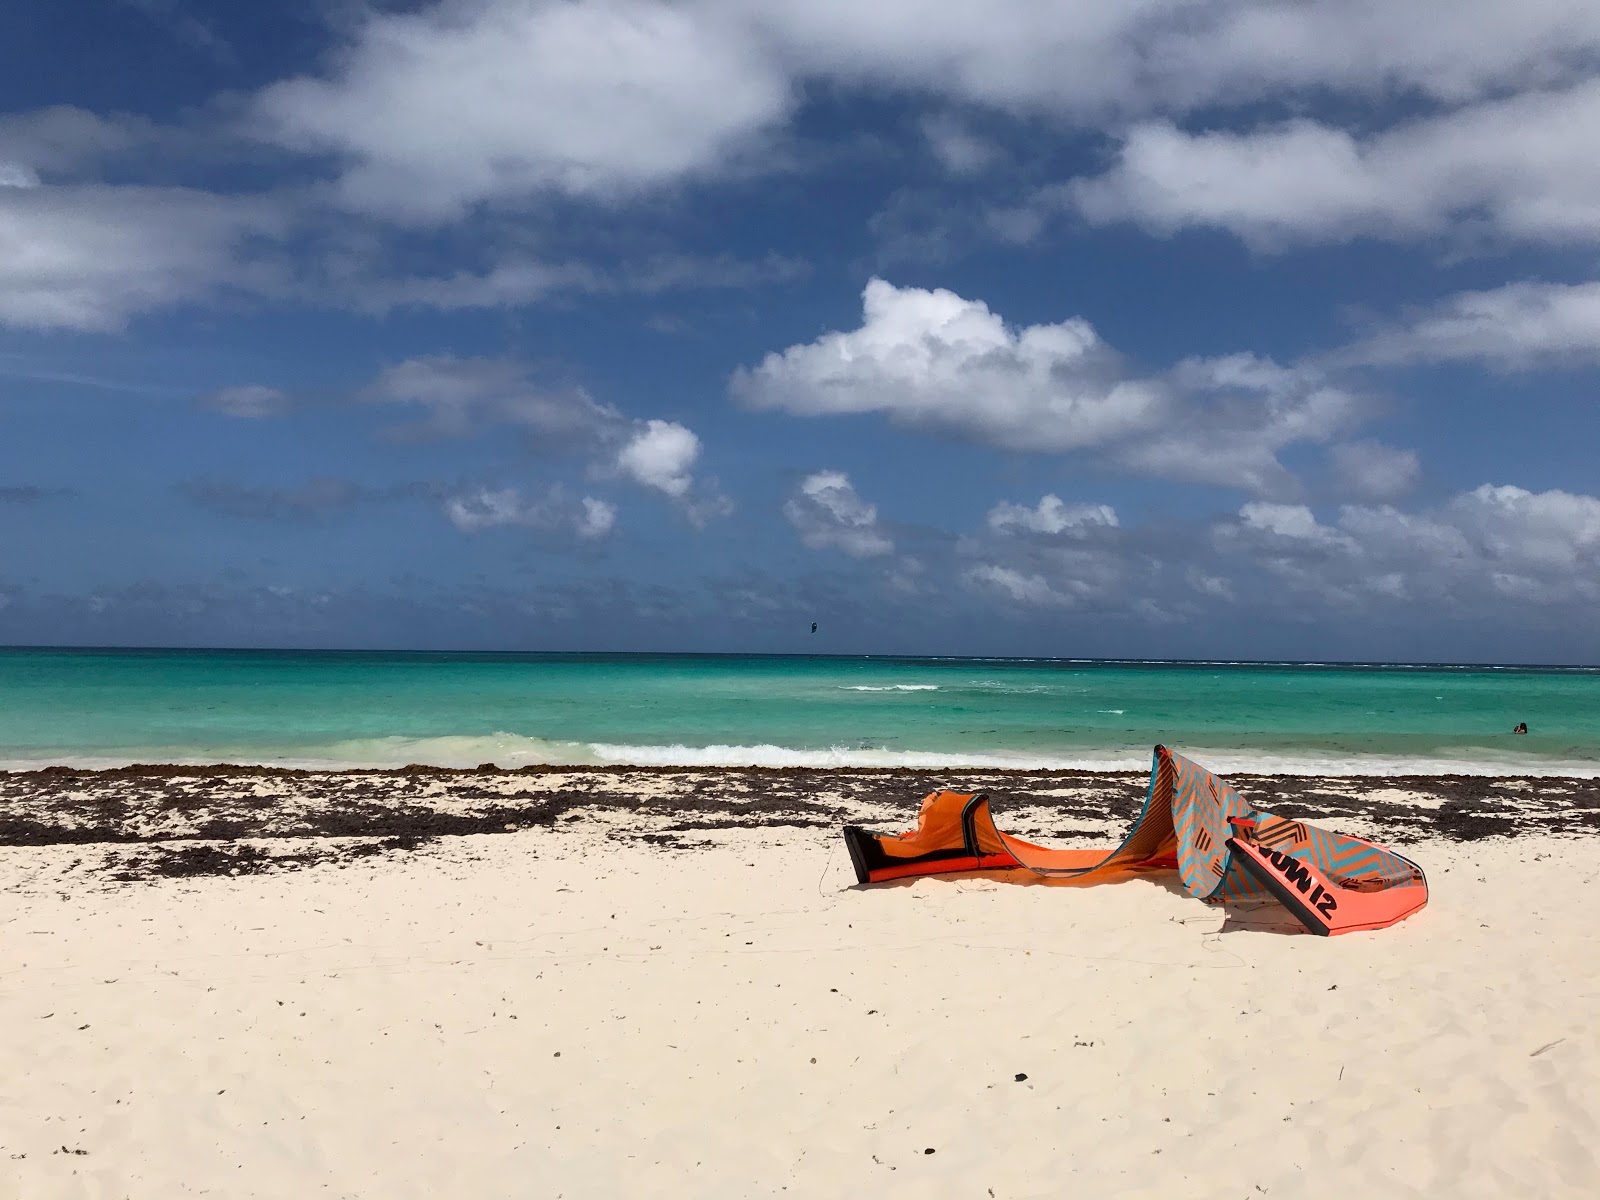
[3,733,1596,777]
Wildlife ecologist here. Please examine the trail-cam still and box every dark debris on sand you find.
[1,763,1597,883]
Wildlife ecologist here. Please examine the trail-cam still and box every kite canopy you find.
[842,745,1428,935]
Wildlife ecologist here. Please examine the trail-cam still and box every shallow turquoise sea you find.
[0,648,1596,775]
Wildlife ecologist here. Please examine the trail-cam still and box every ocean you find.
[1,647,1596,776]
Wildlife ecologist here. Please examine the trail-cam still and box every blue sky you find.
[2,0,1598,661]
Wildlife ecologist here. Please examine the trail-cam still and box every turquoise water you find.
[0,648,1596,775]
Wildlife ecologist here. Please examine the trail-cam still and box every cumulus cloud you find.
[0,185,280,332]
[988,495,1119,536]
[1341,281,1600,368]
[357,358,727,524]
[254,0,792,222]
[1213,484,1600,608]
[1233,501,1350,546]
[577,496,620,539]
[354,358,729,523]
[1328,441,1421,502]
[732,277,1163,452]
[1124,353,1365,498]
[964,564,1069,607]
[783,470,894,558]
[951,476,1600,629]
[588,417,726,524]
[612,420,702,498]
[443,486,616,538]
[1069,79,1600,248]
[735,280,1362,495]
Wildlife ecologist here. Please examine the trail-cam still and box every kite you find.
[842,745,1428,935]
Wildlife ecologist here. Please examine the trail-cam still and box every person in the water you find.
[811,622,817,633]
[1513,722,1528,734]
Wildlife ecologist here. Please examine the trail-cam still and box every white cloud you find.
[1328,441,1421,501]
[255,0,791,222]
[0,162,40,188]
[1235,501,1344,544]
[1136,0,1600,109]
[1069,79,1600,248]
[0,185,279,332]
[613,420,701,498]
[735,280,1358,496]
[745,0,1600,118]
[11,3,1597,334]
[577,496,619,539]
[0,106,153,179]
[1448,484,1600,573]
[952,477,1600,627]
[244,0,1600,192]
[963,564,1071,607]
[444,489,525,531]
[360,358,724,524]
[605,418,730,525]
[444,486,615,538]
[732,277,1163,452]
[1214,484,1600,607]
[1342,281,1600,368]
[783,470,894,558]
[1124,353,1363,497]
[988,495,1118,536]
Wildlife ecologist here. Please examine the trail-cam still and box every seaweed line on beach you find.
[2,765,1597,883]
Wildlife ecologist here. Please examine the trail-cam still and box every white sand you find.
[3,827,1596,1199]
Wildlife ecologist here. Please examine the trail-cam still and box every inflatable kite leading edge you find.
[842,745,1428,935]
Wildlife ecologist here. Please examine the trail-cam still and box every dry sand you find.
[3,769,1598,1199]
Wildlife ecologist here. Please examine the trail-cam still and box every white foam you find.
[838,684,940,692]
[586,742,1109,770]
[2,735,1596,777]
[0,733,599,773]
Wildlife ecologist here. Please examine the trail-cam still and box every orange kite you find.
[843,745,1428,935]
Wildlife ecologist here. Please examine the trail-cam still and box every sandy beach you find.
[4,766,1598,1198]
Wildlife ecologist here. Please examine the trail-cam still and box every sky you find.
[1,0,1598,662]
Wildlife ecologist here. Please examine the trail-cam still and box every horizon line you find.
[1,644,1595,671]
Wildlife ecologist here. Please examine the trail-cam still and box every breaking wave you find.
[5,734,1594,777]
